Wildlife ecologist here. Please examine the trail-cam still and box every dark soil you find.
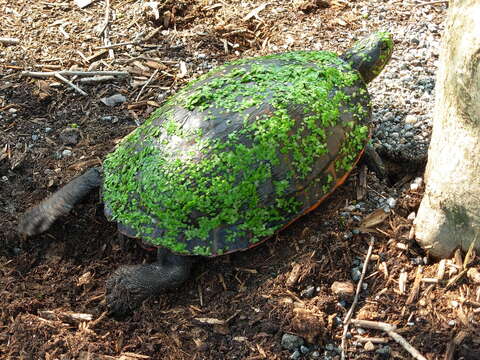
[1,1,479,359]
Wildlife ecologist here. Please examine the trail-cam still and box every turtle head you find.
[340,31,393,83]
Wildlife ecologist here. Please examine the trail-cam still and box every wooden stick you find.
[0,37,20,45]
[54,72,88,96]
[340,238,375,360]
[96,0,110,36]
[444,330,468,360]
[406,265,423,304]
[78,75,116,83]
[354,335,389,344]
[445,268,468,290]
[95,41,138,49]
[351,319,428,360]
[135,69,159,101]
[21,70,129,78]
[413,0,448,7]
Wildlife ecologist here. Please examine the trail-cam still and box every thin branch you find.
[96,0,110,36]
[95,41,138,49]
[351,319,428,360]
[412,0,448,7]
[21,70,129,78]
[54,73,88,96]
[0,37,20,45]
[78,75,116,84]
[340,238,375,360]
[135,69,159,101]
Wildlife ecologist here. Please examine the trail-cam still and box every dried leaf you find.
[359,208,389,229]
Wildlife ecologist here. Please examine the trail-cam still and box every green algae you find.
[102,50,375,256]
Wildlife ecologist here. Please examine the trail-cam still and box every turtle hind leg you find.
[18,167,103,236]
[106,248,194,317]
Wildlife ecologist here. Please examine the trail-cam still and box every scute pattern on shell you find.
[102,51,371,256]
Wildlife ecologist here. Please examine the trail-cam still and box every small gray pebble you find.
[351,267,361,282]
[325,344,335,351]
[352,215,362,223]
[410,38,420,45]
[31,134,39,141]
[301,286,315,298]
[376,345,391,355]
[281,333,304,350]
[62,149,72,157]
[45,127,53,133]
[100,93,127,107]
[386,197,397,208]
[310,351,320,359]
[290,350,301,360]
[300,345,310,354]
[101,115,119,123]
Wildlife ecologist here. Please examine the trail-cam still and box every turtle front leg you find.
[363,143,387,180]
[106,248,193,317]
[18,168,103,236]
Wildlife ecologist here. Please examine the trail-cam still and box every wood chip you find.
[118,353,150,360]
[243,3,268,20]
[364,341,375,351]
[0,37,20,45]
[399,271,408,294]
[286,263,302,288]
[354,335,389,344]
[77,271,93,286]
[144,60,167,70]
[74,0,96,8]
[436,259,446,280]
[331,281,355,298]
[406,266,423,304]
[467,268,480,284]
[38,310,93,323]
[195,317,226,325]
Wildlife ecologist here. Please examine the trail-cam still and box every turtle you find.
[18,31,393,316]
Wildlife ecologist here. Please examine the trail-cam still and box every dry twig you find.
[0,37,20,45]
[22,70,129,78]
[54,72,88,96]
[340,238,375,360]
[351,319,428,360]
[96,0,111,36]
[78,75,116,84]
[406,266,423,304]
[135,69,159,101]
[413,0,448,7]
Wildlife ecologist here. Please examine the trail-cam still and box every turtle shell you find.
[102,51,371,256]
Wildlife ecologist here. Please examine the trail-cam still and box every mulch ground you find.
[1,1,479,359]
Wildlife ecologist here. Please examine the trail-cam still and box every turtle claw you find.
[105,256,192,317]
[18,205,56,236]
[105,265,151,317]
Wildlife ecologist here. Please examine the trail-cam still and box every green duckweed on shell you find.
[102,50,372,256]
